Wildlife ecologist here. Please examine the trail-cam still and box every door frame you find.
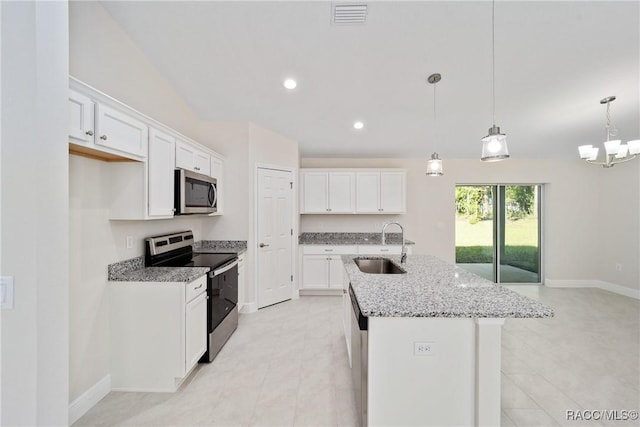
[455,183,544,285]
[254,163,299,311]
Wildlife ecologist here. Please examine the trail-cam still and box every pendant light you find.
[481,0,510,162]
[426,73,444,176]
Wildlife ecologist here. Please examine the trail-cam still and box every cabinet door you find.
[69,90,94,144]
[356,172,380,213]
[210,156,223,179]
[380,172,406,213]
[185,292,207,373]
[328,256,345,289]
[95,103,148,158]
[328,172,355,213]
[175,140,195,171]
[194,151,210,175]
[302,255,329,288]
[302,172,329,213]
[148,128,176,217]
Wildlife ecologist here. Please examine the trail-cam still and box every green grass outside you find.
[456,216,539,273]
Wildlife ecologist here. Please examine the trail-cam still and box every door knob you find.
[259,243,269,248]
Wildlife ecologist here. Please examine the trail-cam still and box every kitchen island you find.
[342,254,553,427]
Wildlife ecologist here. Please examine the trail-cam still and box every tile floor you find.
[75,286,639,427]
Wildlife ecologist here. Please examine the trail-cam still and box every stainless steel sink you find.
[354,258,406,274]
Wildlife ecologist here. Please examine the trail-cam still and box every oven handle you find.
[213,259,239,276]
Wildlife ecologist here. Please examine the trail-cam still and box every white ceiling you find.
[100,1,639,159]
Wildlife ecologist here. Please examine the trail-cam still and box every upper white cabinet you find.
[356,170,406,214]
[69,77,225,220]
[69,90,95,144]
[95,104,148,158]
[210,155,224,215]
[300,169,405,214]
[176,140,210,175]
[148,128,176,217]
[300,171,355,213]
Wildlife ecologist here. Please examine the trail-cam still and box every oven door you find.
[208,260,238,332]
[175,169,217,215]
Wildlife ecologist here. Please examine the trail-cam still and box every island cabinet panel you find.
[367,317,476,426]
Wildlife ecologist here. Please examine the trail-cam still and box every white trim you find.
[545,279,640,299]
[299,289,343,296]
[68,374,111,425]
[474,318,505,326]
[240,302,258,313]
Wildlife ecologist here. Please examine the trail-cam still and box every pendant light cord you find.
[492,0,496,127]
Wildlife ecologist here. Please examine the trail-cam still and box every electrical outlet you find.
[414,342,435,356]
[1,276,15,310]
[615,263,623,272]
[126,236,134,249]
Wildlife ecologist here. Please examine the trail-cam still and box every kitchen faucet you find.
[381,221,407,264]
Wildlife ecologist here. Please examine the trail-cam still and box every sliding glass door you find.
[455,184,541,284]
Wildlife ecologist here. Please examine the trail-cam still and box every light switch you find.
[1,276,15,310]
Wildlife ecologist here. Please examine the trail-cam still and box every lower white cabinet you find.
[300,244,412,291]
[301,246,358,289]
[110,275,207,392]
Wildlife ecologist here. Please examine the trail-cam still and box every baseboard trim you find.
[299,289,343,296]
[240,301,257,313]
[69,374,111,425]
[545,279,639,299]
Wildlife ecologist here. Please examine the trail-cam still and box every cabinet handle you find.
[259,243,269,248]
[328,208,332,212]
[100,134,108,140]
[85,130,94,136]
[324,249,333,252]
[172,208,176,213]
[194,166,200,171]
[380,249,389,252]
[194,283,203,290]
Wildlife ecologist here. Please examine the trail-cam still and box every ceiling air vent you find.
[333,3,368,25]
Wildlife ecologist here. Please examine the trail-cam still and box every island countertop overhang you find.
[342,254,554,319]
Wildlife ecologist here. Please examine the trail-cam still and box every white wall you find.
[200,122,300,308]
[68,1,209,405]
[300,157,639,292]
[1,1,70,425]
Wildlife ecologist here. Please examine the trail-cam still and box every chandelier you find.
[578,96,639,168]
[426,73,443,176]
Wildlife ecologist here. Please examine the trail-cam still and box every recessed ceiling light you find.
[283,78,297,90]
[353,121,364,130]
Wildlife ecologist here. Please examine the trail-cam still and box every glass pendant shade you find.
[627,140,640,155]
[481,126,509,161]
[426,152,443,176]
[604,140,621,156]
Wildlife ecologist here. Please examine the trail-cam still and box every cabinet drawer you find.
[186,275,207,302]
[358,245,402,255]
[302,245,358,255]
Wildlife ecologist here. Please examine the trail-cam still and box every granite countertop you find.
[109,266,210,283]
[108,256,210,283]
[299,232,415,246]
[343,254,553,319]
[194,240,247,254]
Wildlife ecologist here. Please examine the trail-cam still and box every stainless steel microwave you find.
[174,169,217,215]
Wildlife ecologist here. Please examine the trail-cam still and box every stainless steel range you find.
[145,230,238,362]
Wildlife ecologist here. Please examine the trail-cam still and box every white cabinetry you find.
[301,244,411,292]
[300,171,355,213]
[176,140,210,175]
[342,270,352,366]
[210,156,224,215]
[95,103,148,158]
[68,90,95,144]
[356,170,406,213]
[148,128,176,217]
[110,275,207,392]
[301,245,358,289]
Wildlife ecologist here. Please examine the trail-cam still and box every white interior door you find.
[257,168,293,308]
